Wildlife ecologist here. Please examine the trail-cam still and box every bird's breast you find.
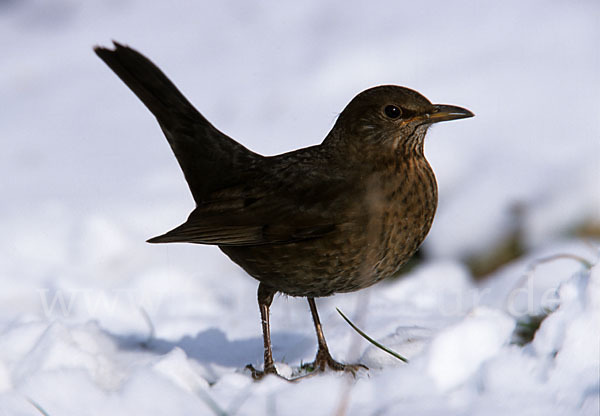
[362,158,438,282]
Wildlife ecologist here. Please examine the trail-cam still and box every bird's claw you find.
[301,349,368,376]
[245,363,278,380]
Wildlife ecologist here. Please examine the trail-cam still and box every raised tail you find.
[94,41,259,204]
[94,41,199,129]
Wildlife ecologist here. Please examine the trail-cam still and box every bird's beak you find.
[424,104,474,124]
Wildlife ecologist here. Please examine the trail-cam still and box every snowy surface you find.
[1,1,599,415]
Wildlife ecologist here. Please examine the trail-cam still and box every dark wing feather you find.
[148,149,364,246]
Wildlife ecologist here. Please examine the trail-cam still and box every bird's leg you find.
[246,283,278,379]
[303,297,368,374]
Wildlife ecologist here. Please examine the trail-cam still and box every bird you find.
[94,41,474,379]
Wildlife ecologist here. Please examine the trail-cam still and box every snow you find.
[1,0,599,415]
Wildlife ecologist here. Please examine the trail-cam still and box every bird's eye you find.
[384,105,402,119]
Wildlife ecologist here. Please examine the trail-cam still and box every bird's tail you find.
[94,42,259,205]
[94,41,200,128]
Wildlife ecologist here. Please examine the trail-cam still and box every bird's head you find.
[324,85,473,160]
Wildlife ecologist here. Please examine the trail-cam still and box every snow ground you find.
[1,1,599,415]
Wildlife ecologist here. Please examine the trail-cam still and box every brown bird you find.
[94,41,473,378]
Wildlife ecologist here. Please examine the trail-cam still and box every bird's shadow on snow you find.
[113,327,312,369]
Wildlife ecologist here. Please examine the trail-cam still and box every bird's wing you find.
[94,42,260,204]
[148,156,365,246]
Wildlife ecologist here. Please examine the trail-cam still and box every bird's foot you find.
[246,364,311,382]
[245,363,279,380]
[301,348,368,376]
